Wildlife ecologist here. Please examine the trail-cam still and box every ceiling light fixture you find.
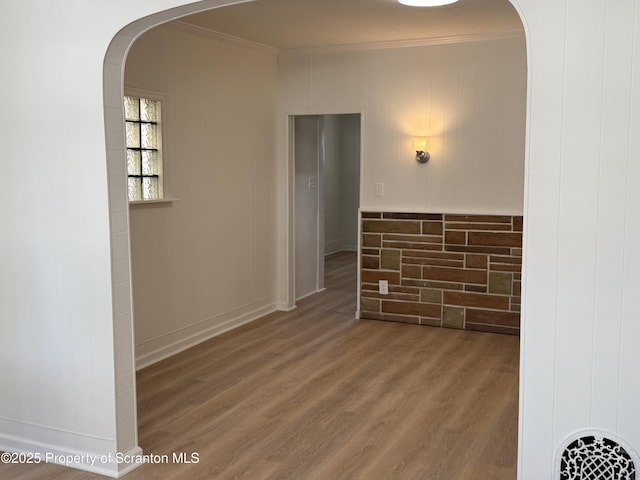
[397,0,459,6]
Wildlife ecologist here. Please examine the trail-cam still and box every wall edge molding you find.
[0,430,142,478]
[282,29,525,55]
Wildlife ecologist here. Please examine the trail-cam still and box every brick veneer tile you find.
[423,221,444,235]
[423,266,487,285]
[402,264,422,279]
[383,234,443,244]
[421,280,465,290]
[468,232,523,247]
[383,300,441,318]
[443,306,465,329]
[446,245,513,255]
[466,323,519,335]
[490,263,522,273]
[381,249,401,270]
[403,251,465,260]
[363,234,382,247]
[445,231,467,245]
[360,211,522,334]
[445,223,513,231]
[465,254,488,269]
[362,255,379,270]
[362,291,420,302]
[403,257,464,268]
[363,220,421,234]
[420,288,443,303]
[513,281,522,296]
[445,215,512,223]
[361,270,401,285]
[361,297,381,313]
[489,272,512,295]
[467,308,520,327]
[383,212,442,220]
[421,317,443,327]
[490,255,522,264]
[383,241,442,251]
[513,216,524,232]
[465,285,488,293]
[443,291,510,310]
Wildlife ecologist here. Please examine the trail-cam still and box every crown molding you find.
[167,20,524,56]
[168,20,280,54]
[282,29,525,55]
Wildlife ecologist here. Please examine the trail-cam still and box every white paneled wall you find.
[516,0,640,477]
[279,36,527,214]
[324,114,360,255]
[125,23,279,368]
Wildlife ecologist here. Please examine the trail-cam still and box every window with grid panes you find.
[124,96,163,201]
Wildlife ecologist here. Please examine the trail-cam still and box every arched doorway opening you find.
[103,1,529,477]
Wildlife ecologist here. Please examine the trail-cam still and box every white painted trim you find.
[168,20,279,53]
[129,198,179,206]
[135,298,277,370]
[282,29,525,55]
[360,207,524,216]
[275,302,297,312]
[295,287,327,303]
[0,431,142,478]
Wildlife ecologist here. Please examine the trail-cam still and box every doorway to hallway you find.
[293,114,361,309]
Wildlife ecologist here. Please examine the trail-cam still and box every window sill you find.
[129,198,179,207]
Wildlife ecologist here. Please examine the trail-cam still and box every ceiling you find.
[177,0,524,50]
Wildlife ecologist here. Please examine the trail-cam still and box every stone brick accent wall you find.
[360,212,523,335]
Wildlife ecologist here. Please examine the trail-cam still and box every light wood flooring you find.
[2,251,519,480]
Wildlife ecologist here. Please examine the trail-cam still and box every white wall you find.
[124,23,278,367]
[324,114,360,255]
[294,116,321,299]
[2,0,640,479]
[515,0,640,477]
[278,36,527,215]
[323,115,343,255]
[338,114,361,251]
[0,0,257,477]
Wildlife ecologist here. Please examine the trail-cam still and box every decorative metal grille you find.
[559,433,637,480]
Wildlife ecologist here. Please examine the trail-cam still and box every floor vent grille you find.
[558,432,638,480]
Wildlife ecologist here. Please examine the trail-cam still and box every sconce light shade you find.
[412,137,430,164]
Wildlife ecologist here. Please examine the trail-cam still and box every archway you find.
[103,1,530,477]
[102,0,263,473]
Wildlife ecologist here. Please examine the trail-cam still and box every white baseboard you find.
[275,302,297,312]
[295,288,326,302]
[135,298,277,370]
[325,246,357,257]
[0,429,141,478]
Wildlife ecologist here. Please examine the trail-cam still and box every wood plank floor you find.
[2,251,519,480]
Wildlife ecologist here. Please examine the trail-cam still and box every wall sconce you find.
[413,137,430,164]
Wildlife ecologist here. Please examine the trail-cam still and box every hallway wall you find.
[125,23,279,367]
